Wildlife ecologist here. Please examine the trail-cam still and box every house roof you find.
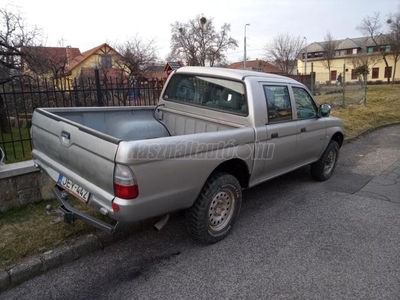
[66,43,122,72]
[227,59,283,74]
[21,46,81,69]
[305,35,388,53]
[337,38,359,50]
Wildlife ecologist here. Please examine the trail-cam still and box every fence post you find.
[342,64,346,107]
[94,67,103,106]
[311,63,314,95]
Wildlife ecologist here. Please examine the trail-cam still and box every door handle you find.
[271,133,279,138]
[300,127,307,133]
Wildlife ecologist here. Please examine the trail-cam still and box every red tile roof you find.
[227,59,283,74]
[21,46,81,70]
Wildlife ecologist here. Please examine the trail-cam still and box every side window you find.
[263,85,292,123]
[292,87,317,119]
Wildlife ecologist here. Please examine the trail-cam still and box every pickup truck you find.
[31,66,344,244]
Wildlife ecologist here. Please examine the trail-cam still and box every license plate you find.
[57,174,90,202]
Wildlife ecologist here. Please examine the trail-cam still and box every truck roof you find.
[174,66,300,84]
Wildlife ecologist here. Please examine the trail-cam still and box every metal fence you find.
[311,71,366,108]
[0,73,165,162]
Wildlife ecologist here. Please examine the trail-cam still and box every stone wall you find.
[0,161,54,212]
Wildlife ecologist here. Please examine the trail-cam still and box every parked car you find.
[31,67,344,244]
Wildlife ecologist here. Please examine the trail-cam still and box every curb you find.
[343,121,400,144]
[0,217,158,292]
[1,122,400,293]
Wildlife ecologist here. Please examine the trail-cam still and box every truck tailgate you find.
[31,109,118,206]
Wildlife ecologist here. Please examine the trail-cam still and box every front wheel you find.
[310,140,339,181]
[186,172,242,244]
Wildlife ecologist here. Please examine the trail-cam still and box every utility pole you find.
[244,24,250,69]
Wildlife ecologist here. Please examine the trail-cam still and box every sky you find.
[4,0,400,64]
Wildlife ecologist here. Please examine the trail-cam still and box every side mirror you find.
[319,104,331,117]
[0,147,4,164]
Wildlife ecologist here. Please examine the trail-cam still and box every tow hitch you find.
[46,189,71,225]
[48,185,122,234]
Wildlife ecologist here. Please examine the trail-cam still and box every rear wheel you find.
[310,140,339,181]
[187,172,242,244]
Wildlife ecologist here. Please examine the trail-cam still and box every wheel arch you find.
[210,158,250,188]
[331,131,344,148]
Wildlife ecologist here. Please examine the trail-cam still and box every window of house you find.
[330,70,337,81]
[351,69,358,80]
[372,67,379,79]
[353,48,358,54]
[384,66,392,78]
[346,49,352,55]
[101,55,112,69]
[264,85,292,123]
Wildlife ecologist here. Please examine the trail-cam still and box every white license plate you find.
[57,174,90,202]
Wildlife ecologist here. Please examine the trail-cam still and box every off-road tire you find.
[310,140,339,181]
[186,172,242,244]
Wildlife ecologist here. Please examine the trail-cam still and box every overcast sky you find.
[5,0,400,63]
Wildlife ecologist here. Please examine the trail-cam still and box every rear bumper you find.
[53,186,122,234]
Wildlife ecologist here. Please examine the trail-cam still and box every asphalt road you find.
[1,125,400,300]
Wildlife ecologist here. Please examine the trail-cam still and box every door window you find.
[263,85,292,123]
[292,87,318,119]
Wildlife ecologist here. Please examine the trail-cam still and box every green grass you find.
[0,127,32,163]
[0,198,105,269]
[316,84,400,139]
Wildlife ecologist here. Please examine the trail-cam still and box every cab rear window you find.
[163,74,248,116]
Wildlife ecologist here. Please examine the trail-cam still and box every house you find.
[298,36,400,84]
[21,43,125,87]
[226,59,284,74]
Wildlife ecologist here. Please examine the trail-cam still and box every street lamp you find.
[303,36,307,75]
[244,24,250,69]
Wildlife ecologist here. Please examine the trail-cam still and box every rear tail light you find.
[113,164,139,199]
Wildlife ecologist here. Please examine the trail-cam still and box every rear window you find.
[162,74,248,116]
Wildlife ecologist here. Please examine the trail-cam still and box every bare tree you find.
[21,42,74,89]
[357,12,391,83]
[0,5,41,133]
[387,9,400,83]
[347,53,381,82]
[263,33,303,75]
[114,35,159,84]
[321,31,339,81]
[170,16,238,67]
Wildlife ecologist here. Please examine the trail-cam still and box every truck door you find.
[291,86,326,166]
[259,85,298,180]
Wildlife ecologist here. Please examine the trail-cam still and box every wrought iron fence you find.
[0,74,166,162]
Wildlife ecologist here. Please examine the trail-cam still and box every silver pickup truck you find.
[31,66,344,244]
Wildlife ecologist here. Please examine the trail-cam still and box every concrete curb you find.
[1,122,400,293]
[343,121,400,144]
[0,218,157,292]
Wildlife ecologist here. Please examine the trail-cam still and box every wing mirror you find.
[319,104,331,117]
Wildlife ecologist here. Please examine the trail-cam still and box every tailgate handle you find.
[61,130,71,147]
[61,131,70,140]
[271,133,278,138]
[301,127,307,133]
